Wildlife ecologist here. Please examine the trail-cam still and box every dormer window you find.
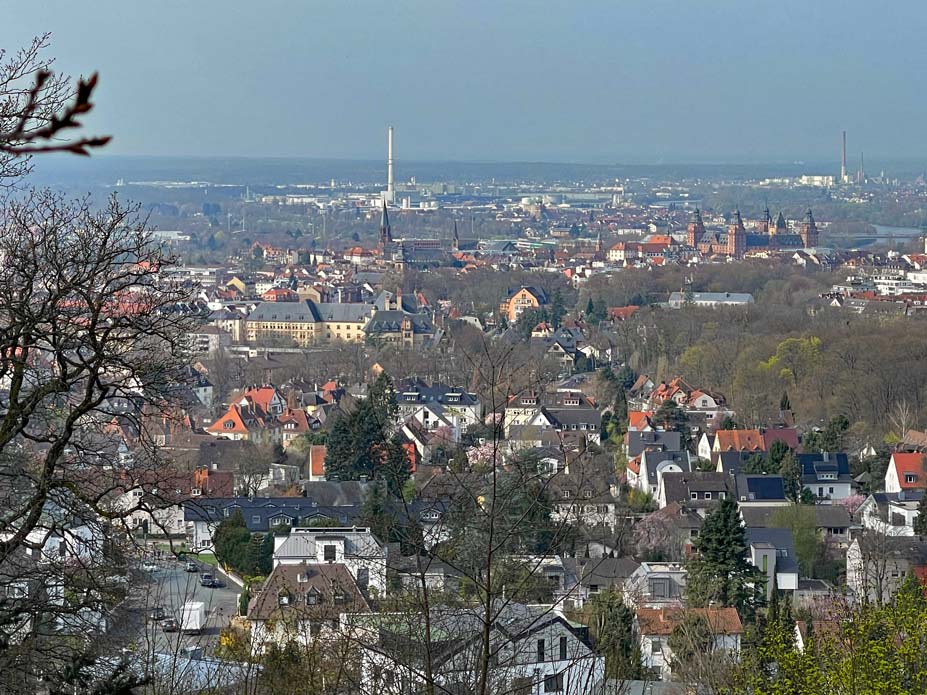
[690,492,698,500]
[905,473,918,484]
[278,593,290,606]
[562,490,571,499]
[564,398,580,406]
[223,420,234,429]
[583,489,593,499]
[191,488,202,497]
[523,398,537,406]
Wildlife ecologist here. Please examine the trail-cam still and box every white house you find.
[274,526,388,597]
[356,604,605,695]
[635,607,742,681]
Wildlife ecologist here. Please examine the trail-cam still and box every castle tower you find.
[799,209,818,248]
[379,199,393,248]
[727,209,746,258]
[687,208,706,247]
[762,206,772,235]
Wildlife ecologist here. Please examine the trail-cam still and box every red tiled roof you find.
[891,453,927,489]
[715,429,765,452]
[636,607,743,636]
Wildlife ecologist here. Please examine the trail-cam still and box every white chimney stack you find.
[387,126,394,196]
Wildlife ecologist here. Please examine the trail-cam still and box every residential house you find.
[499,286,550,322]
[626,430,682,459]
[273,526,388,596]
[847,536,927,604]
[561,557,641,610]
[247,562,371,650]
[656,471,732,512]
[711,429,766,465]
[858,490,924,537]
[798,453,853,502]
[635,607,743,681]
[623,562,687,609]
[740,505,851,546]
[184,497,364,551]
[628,450,692,497]
[885,452,927,494]
[395,379,483,431]
[734,475,790,507]
[746,527,800,599]
[356,603,604,695]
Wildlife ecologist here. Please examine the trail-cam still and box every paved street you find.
[129,557,241,655]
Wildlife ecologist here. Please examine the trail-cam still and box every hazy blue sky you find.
[3,1,925,163]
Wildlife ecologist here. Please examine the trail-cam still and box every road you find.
[127,557,241,655]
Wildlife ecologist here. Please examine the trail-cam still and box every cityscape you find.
[3,3,927,695]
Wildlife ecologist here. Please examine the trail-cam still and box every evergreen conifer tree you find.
[686,496,764,616]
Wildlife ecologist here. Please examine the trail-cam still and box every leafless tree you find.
[0,34,109,179]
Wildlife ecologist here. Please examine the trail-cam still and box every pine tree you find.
[686,496,764,616]
[381,434,412,497]
[779,450,803,502]
[323,412,355,481]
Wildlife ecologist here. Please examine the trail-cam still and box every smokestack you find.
[387,126,394,195]
[840,130,847,183]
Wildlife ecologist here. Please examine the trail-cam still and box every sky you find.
[3,1,926,164]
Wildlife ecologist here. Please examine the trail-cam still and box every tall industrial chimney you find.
[840,130,847,183]
[387,126,394,197]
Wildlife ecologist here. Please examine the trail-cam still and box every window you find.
[251,515,261,524]
[191,488,202,497]
[584,489,593,499]
[719,492,726,499]
[705,492,712,500]
[223,420,234,429]
[906,473,918,484]
[690,492,698,500]
[562,490,571,499]
[650,578,668,598]
[589,584,600,594]
[776,548,789,558]
[651,638,663,653]
[323,545,336,562]
[537,639,545,662]
[559,635,567,661]
[828,487,834,495]
[544,674,564,692]
[132,489,144,498]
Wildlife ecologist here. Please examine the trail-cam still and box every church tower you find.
[378,200,393,248]
[772,211,787,237]
[799,209,818,248]
[687,208,706,248]
[727,209,746,258]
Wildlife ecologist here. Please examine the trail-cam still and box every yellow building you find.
[245,300,373,347]
[499,286,549,323]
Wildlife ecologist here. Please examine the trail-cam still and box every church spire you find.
[379,199,392,246]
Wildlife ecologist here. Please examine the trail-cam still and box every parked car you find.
[160,618,178,633]
[184,562,198,573]
[199,573,220,588]
[141,562,159,572]
[147,606,166,622]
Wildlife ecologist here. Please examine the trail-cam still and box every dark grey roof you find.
[313,302,372,322]
[741,504,850,529]
[301,481,373,507]
[660,471,732,506]
[717,450,768,476]
[627,430,682,457]
[248,300,319,323]
[183,497,363,531]
[746,527,799,575]
[579,557,640,588]
[735,474,786,501]
[396,378,479,407]
[365,310,434,335]
[640,450,692,487]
